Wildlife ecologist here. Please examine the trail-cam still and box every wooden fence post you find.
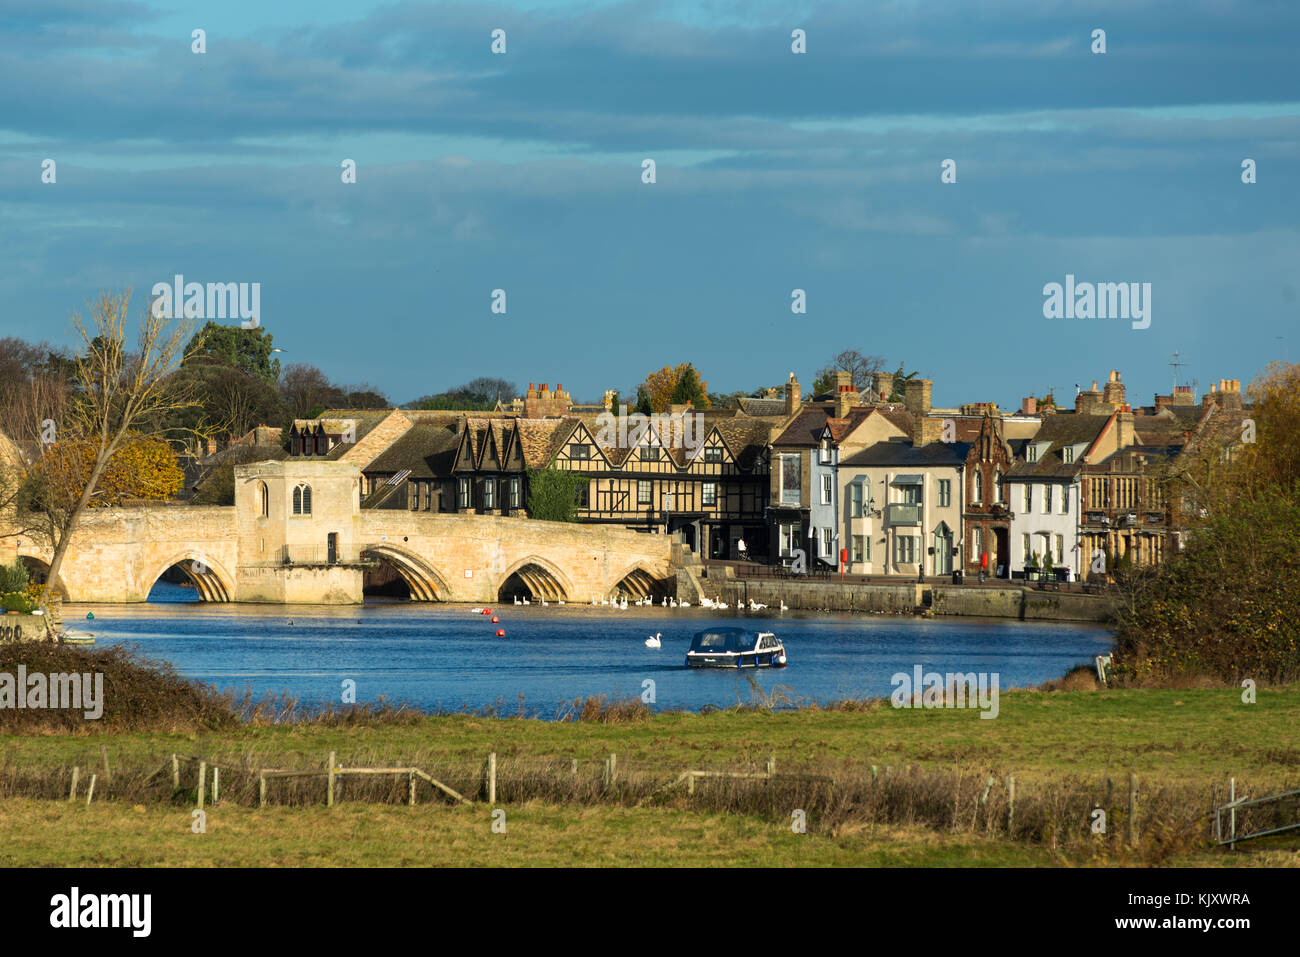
[409,770,417,806]
[487,752,497,805]
[1006,774,1016,834]
[212,766,220,804]
[259,775,267,809]
[171,754,179,789]
[604,753,616,788]
[69,766,79,801]
[1228,777,1236,850]
[327,751,336,807]
[766,756,776,778]
[197,762,206,810]
[99,743,111,784]
[570,758,578,776]
[1128,773,1138,846]
[85,774,96,806]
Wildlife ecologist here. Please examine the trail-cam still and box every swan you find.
[779,600,789,612]
[523,597,530,605]
[716,601,728,609]
[541,598,549,607]
[471,608,485,614]
[679,600,690,607]
[645,632,662,649]
[661,597,668,607]
[514,596,521,605]
[700,597,714,609]
[557,599,565,605]
[669,597,678,607]
[619,596,628,609]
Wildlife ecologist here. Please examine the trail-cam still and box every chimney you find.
[903,379,932,418]
[1153,394,1172,412]
[1076,380,1104,415]
[206,436,217,456]
[832,371,857,418]
[1173,385,1194,406]
[602,389,617,412]
[1103,370,1126,409]
[872,371,895,403]
[918,416,947,446]
[1021,396,1037,416]
[1117,409,1135,449]
[1220,378,1243,411]
[784,372,802,416]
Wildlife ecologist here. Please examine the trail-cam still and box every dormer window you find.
[1063,446,1075,464]
[819,437,832,464]
[1027,445,1039,463]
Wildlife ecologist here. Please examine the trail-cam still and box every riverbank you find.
[3,684,1297,866]
[688,567,1114,623]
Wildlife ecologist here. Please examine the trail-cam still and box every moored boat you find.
[685,628,787,669]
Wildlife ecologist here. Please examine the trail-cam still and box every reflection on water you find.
[73,580,1115,717]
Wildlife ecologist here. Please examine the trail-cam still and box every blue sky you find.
[2,0,1297,408]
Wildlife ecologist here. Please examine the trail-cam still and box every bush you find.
[525,467,588,522]
[1,591,34,613]
[0,561,29,594]
[1112,486,1300,685]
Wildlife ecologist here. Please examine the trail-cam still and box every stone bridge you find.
[1,460,675,604]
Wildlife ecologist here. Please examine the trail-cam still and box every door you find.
[934,525,953,575]
[327,532,338,564]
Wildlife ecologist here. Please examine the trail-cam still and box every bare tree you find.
[24,291,196,622]
[811,350,887,396]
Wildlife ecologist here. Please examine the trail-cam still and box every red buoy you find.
[490,616,499,623]
[482,608,493,615]
[496,629,505,637]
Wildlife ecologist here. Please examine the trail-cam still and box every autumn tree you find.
[639,364,711,413]
[27,435,183,507]
[20,290,197,619]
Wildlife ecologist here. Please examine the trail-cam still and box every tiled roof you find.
[1004,413,1113,480]
[737,397,788,416]
[365,423,458,478]
[841,438,972,468]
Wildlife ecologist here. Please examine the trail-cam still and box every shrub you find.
[0,561,29,595]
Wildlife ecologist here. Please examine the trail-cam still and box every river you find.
[72,581,1114,716]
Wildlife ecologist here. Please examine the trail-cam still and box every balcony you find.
[886,503,922,526]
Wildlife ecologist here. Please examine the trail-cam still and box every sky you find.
[1,0,1297,409]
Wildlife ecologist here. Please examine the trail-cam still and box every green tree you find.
[184,322,281,384]
[670,365,707,407]
[525,467,588,522]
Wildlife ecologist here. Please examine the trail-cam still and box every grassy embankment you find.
[2,669,1298,866]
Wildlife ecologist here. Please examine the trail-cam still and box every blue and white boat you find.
[685,628,787,669]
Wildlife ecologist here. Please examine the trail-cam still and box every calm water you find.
[72,581,1114,716]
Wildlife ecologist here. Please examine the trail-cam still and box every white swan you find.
[619,596,628,609]
[541,598,549,607]
[669,597,678,607]
[513,596,521,605]
[779,600,788,612]
[661,597,668,607]
[680,600,690,607]
[700,597,714,608]
[471,607,485,614]
[645,632,662,649]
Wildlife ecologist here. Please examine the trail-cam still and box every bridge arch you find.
[361,544,451,601]
[143,553,236,602]
[16,554,70,601]
[609,561,661,600]
[497,554,573,603]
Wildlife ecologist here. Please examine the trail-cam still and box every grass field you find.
[2,685,1298,866]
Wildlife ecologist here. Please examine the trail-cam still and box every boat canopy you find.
[689,628,760,653]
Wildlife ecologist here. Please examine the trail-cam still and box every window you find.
[1024,484,1033,513]
[576,483,589,508]
[938,479,951,508]
[780,454,801,504]
[995,471,1004,503]
[1044,485,1053,514]
[641,446,660,462]
[902,484,920,505]
[292,483,312,515]
[1060,485,1069,514]
[408,483,419,510]
[423,482,432,511]
[822,527,834,556]
[819,438,831,464]
[315,431,327,455]
[510,477,521,508]
[1055,535,1064,564]
[1027,444,1039,463]
[258,481,269,517]
[973,470,983,504]
[702,482,717,506]
[704,447,723,464]
[484,479,495,509]
[780,524,802,556]
[1022,534,1031,562]
[1063,446,1075,464]
[894,534,918,564]
[458,477,470,509]
[971,527,982,561]
[638,480,652,505]
[851,535,865,563]
[570,443,590,461]
[821,474,832,505]
[850,481,865,517]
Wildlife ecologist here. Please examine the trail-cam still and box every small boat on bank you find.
[685,628,787,669]
[60,630,95,645]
